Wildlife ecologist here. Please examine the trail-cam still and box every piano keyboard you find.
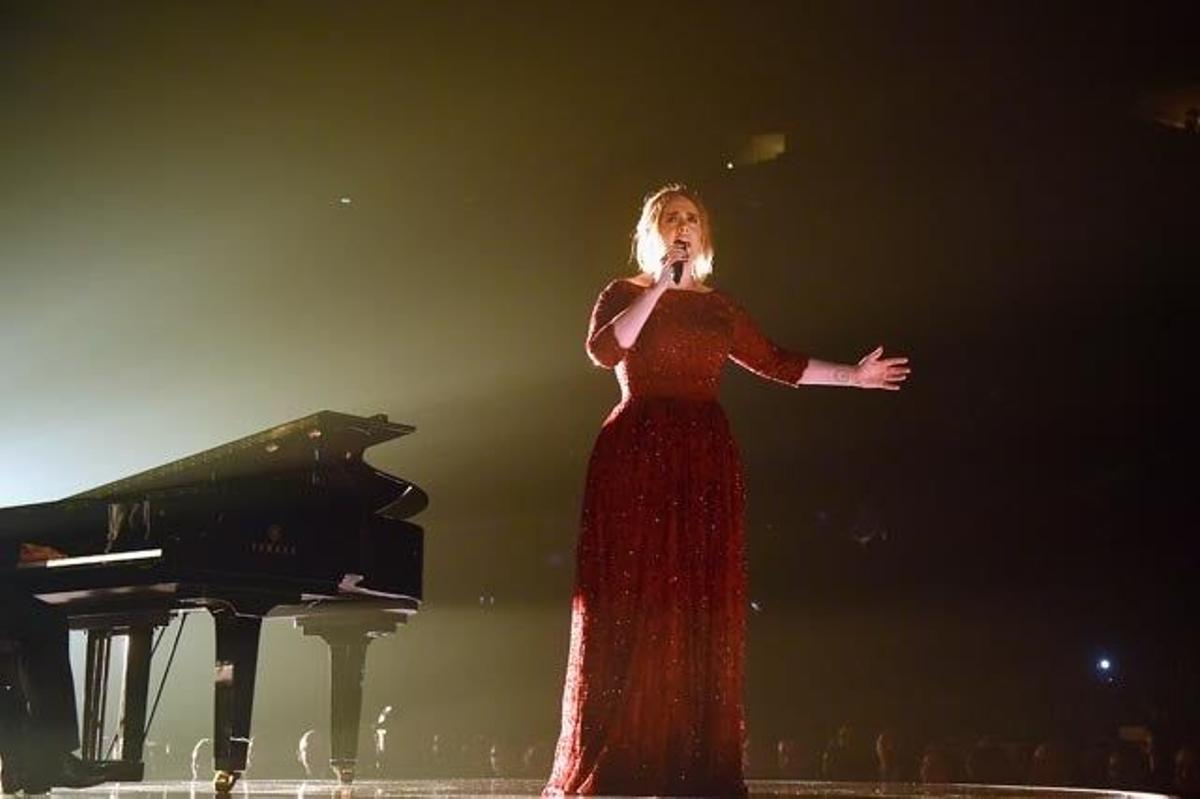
[18,548,164,569]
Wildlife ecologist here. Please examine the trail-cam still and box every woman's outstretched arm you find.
[799,347,910,390]
[726,293,910,390]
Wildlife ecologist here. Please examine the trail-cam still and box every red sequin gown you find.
[546,279,809,797]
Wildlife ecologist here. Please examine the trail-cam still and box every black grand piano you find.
[0,410,425,792]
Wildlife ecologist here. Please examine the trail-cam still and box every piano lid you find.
[71,411,417,500]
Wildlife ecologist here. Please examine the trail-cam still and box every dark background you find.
[1,0,1197,775]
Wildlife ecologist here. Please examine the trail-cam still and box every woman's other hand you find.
[855,346,910,390]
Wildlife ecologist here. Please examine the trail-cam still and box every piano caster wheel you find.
[213,770,240,794]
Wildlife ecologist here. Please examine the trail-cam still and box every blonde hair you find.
[631,183,715,282]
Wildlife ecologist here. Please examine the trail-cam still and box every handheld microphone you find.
[669,240,689,284]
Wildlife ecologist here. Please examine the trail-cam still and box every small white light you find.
[339,196,352,205]
[1099,658,1112,671]
[725,161,735,170]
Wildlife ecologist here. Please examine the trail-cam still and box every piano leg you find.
[0,641,28,794]
[327,632,369,784]
[296,610,404,785]
[210,608,263,794]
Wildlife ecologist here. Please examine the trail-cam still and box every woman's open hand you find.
[856,346,910,390]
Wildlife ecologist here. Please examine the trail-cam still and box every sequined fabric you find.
[545,280,808,797]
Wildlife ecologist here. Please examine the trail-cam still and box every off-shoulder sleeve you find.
[586,280,636,368]
[724,293,809,387]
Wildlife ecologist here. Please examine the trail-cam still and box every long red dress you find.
[546,279,809,797]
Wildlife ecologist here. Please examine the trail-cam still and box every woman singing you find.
[545,184,909,797]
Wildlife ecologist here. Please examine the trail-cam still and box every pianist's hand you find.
[19,542,66,563]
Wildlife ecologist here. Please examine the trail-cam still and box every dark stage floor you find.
[48,779,1171,798]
